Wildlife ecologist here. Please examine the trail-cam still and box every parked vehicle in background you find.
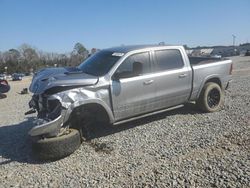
[20,73,25,77]
[211,55,222,58]
[0,79,10,98]
[245,50,250,56]
[27,44,233,160]
[12,73,23,81]
[0,74,7,80]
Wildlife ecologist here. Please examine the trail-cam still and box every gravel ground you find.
[0,56,249,187]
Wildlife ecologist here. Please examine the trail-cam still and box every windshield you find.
[78,50,121,76]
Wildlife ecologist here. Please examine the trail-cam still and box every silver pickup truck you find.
[27,45,232,159]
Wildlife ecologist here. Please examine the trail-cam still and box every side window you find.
[154,49,184,71]
[115,52,151,78]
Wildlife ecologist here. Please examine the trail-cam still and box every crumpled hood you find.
[29,67,98,94]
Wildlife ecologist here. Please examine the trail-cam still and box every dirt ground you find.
[0,77,33,126]
[0,77,32,126]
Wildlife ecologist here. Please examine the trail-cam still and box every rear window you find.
[154,49,184,71]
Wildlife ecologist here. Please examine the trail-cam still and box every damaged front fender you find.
[28,86,114,137]
[51,87,115,125]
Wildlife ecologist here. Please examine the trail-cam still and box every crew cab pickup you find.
[27,45,232,159]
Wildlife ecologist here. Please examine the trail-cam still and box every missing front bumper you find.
[29,115,63,137]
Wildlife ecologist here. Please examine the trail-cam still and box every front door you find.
[111,51,156,121]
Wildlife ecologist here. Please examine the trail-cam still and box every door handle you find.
[178,74,187,78]
[143,80,154,85]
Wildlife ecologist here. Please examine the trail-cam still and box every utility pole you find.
[232,35,236,46]
[232,35,238,56]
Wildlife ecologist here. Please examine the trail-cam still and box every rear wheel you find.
[196,82,224,112]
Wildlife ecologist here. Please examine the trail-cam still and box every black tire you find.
[196,82,224,112]
[32,128,81,160]
[70,110,96,141]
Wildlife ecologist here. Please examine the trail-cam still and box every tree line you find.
[0,42,90,74]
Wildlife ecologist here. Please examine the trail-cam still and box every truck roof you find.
[106,44,177,53]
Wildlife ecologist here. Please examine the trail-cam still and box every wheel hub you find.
[207,88,220,108]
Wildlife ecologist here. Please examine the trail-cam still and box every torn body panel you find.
[27,65,114,137]
[29,115,63,136]
[28,86,114,137]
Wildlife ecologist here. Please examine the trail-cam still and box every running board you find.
[113,104,184,126]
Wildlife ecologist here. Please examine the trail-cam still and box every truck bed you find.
[188,57,232,101]
[189,56,226,65]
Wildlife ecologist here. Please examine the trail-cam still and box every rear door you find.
[111,51,157,121]
[152,49,192,109]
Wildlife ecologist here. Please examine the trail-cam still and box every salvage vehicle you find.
[0,74,7,80]
[12,73,23,81]
[0,79,10,92]
[0,79,10,99]
[27,45,232,159]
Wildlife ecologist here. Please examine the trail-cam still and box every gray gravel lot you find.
[0,56,249,187]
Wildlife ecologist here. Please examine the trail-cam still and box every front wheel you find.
[196,82,224,112]
[32,128,81,160]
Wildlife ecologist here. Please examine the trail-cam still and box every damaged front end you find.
[26,67,99,138]
[27,94,65,137]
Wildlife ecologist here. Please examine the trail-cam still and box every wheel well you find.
[205,77,222,88]
[69,103,110,125]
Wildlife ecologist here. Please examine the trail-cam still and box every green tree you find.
[70,42,88,66]
[74,42,87,55]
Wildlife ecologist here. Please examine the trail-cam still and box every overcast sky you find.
[0,0,249,53]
